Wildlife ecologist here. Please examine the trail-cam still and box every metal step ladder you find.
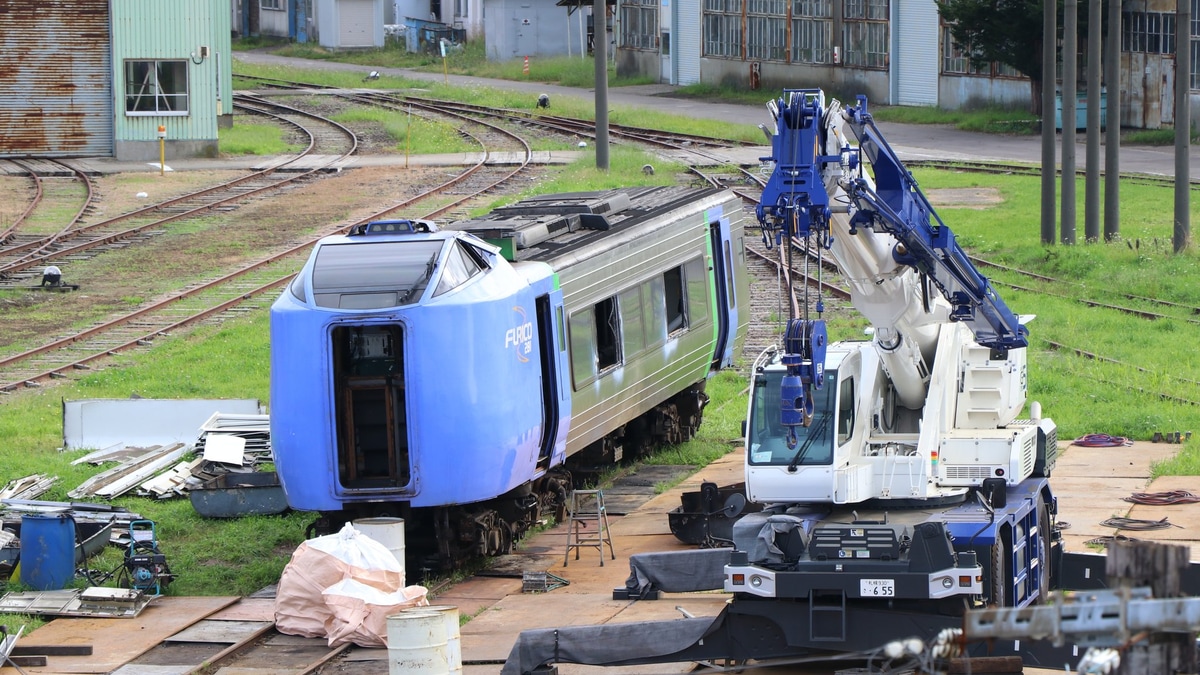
[564,489,615,566]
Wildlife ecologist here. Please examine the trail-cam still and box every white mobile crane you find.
[501,90,1076,675]
[729,88,1058,609]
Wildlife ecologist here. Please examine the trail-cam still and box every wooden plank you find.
[10,644,92,656]
[3,596,239,674]
[206,597,275,623]
[165,620,272,644]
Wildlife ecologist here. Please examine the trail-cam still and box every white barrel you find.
[388,610,450,675]
[404,605,461,673]
[354,517,406,581]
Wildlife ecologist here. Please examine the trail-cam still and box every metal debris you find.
[0,474,59,501]
[68,443,189,499]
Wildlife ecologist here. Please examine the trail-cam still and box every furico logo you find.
[506,306,534,363]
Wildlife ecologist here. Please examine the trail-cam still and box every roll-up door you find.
[894,0,938,106]
[0,0,114,157]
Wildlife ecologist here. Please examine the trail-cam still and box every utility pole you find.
[1041,0,1057,245]
[1104,0,1121,241]
[1062,0,1077,244]
[593,0,610,171]
[1085,0,1101,242]
[1175,0,1191,253]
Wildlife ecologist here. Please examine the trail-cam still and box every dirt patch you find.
[925,187,1003,210]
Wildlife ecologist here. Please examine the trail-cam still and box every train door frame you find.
[708,218,739,369]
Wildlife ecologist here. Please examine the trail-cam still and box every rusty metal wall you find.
[0,0,113,157]
[1121,51,1176,129]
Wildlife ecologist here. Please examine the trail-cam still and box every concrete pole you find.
[1175,0,1191,253]
[1085,0,1101,242]
[1105,0,1121,241]
[593,0,609,170]
[1042,0,1058,245]
[1062,0,1077,245]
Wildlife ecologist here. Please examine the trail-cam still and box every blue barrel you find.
[20,514,76,590]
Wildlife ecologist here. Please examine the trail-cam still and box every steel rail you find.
[0,160,44,245]
[0,158,96,263]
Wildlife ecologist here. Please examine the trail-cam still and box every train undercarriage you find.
[305,382,710,576]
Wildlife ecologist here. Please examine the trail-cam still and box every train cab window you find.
[837,377,856,445]
[684,257,709,326]
[664,266,686,334]
[434,240,485,297]
[312,240,442,309]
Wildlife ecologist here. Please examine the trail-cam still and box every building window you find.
[124,60,189,116]
[620,0,658,50]
[747,0,787,61]
[703,0,743,58]
[261,0,284,10]
[1123,11,1174,54]
[792,0,831,64]
[1192,0,1200,90]
[941,25,987,75]
[842,0,887,69]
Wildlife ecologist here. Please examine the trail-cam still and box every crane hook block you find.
[780,318,827,428]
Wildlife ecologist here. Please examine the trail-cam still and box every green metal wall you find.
[110,0,232,150]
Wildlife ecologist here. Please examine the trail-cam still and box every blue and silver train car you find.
[270,186,750,568]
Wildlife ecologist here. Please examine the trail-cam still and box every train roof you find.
[448,186,728,264]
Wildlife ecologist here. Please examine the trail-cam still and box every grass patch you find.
[331,107,476,154]
[220,122,303,155]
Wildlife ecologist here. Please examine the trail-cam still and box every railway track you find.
[0,94,535,393]
[0,159,96,257]
[0,97,358,285]
[2,84,1195,412]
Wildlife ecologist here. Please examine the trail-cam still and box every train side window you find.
[664,266,686,334]
[595,297,620,371]
[683,257,709,326]
[646,276,667,347]
[434,241,483,297]
[619,286,646,357]
[569,309,597,389]
[724,240,736,309]
[837,377,856,445]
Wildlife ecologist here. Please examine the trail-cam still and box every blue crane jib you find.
[756,89,1028,353]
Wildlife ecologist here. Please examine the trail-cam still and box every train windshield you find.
[747,369,835,466]
[312,240,444,309]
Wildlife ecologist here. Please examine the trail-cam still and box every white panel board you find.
[63,399,262,451]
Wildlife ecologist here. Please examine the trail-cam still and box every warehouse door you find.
[338,0,375,47]
[674,0,700,85]
[892,0,938,106]
[0,0,113,157]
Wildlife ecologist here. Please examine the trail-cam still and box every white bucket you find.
[388,610,450,675]
[354,517,406,582]
[404,605,461,673]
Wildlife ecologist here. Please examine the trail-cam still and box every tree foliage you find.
[935,0,1046,83]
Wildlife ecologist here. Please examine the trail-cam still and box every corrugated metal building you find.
[317,0,387,49]
[0,0,232,161]
[614,0,1200,129]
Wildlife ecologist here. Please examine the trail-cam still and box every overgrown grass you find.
[220,122,304,155]
[331,107,477,154]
